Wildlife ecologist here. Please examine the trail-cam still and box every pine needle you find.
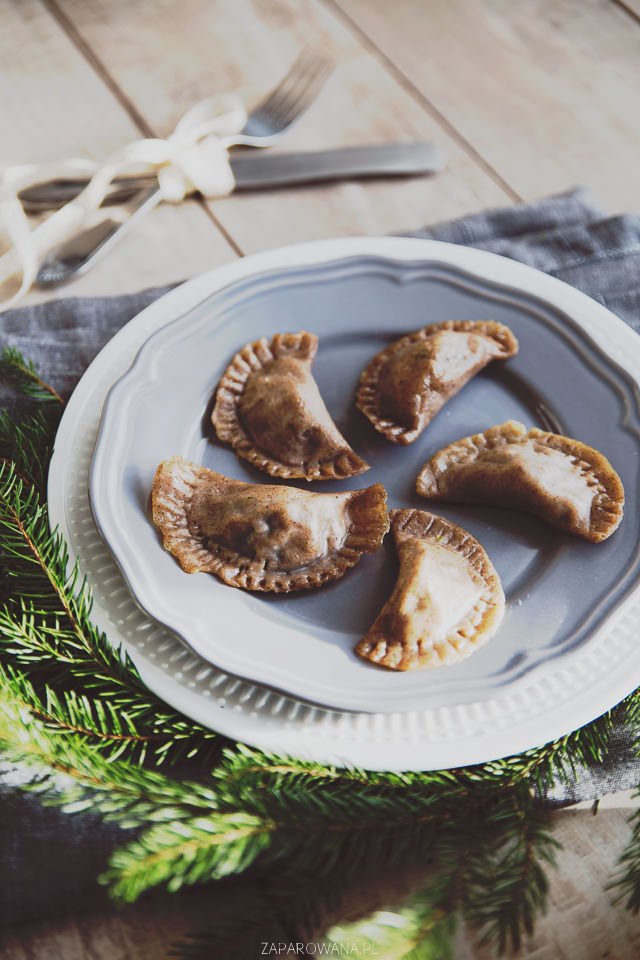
[0,346,64,405]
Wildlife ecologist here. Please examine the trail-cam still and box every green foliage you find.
[324,896,457,960]
[0,346,64,407]
[1,353,640,959]
[0,347,63,492]
[464,786,559,952]
[0,458,224,769]
[210,722,615,814]
[0,691,218,826]
[610,794,640,913]
[105,812,275,901]
[0,408,56,492]
[167,785,554,959]
[606,691,640,912]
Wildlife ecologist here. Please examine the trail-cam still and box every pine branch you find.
[0,465,93,626]
[0,408,57,494]
[0,346,64,405]
[324,897,456,960]
[0,460,223,768]
[467,787,559,953]
[608,792,640,912]
[211,721,615,818]
[0,664,169,764]
[0,618,224,769]
[101,771,554,923]
[103,784,448,903]
[0,348,62,492]
[167,826,457,959]
[616,689,640,754]
[167,787,555,960]
[104,813,276,902]
[0,692,220,828]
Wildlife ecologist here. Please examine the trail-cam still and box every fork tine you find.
[252,54,308,113]
[254,52,331,133]
[267,58,332,131]
[253,51,322,115]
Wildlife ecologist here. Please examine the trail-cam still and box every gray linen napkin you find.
[2,188,640,924]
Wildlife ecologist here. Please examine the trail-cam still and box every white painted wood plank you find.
[55,0,512,254]
[336,0,640,213]
[0,0,234,303]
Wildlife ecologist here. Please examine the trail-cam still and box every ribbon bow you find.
[0,94,247,310]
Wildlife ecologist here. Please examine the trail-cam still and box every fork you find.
[28,53,332,211]
[232,52,332,146]
[36,53,331,284]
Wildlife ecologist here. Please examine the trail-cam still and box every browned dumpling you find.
[211,331,368,480]
[356,320,518,445]
[417,421,624,543]
[356,509,505,671]
[152,457,389,592]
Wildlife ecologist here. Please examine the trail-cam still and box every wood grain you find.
[53,0,512,254]
[0,0,233,303]
[614,0,640,20]
[1,0,136,163]
[334,0,640,213]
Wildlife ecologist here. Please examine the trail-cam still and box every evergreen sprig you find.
[167,784,555,958]
[324,895,456,960]
[606,690,640,911]
[209,721,615,813]
[610,795,640,913]
[0,456,223,769]
[0,346,64,406]
[464,786,559,952]
[1,352,640,959]
[105,812,276,901]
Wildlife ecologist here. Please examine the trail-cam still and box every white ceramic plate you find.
[50,238,640,769]
[88,238,640,713]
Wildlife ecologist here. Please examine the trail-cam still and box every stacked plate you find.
[48,237,640,771]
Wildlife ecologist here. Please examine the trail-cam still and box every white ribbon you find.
[0,94,247,310]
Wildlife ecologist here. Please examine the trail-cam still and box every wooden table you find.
[2,1,640,956]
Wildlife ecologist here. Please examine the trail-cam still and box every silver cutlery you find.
[236,52,332,146]
[35,51,331,285]
[23,142,446,211]
[35,143,446,284]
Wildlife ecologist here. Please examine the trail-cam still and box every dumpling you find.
[355,509,504,671]
[356,320,518,445]
[211,331,369,480]
[152,457,389,592]
[417,420,624,543]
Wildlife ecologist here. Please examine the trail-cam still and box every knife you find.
[34,142,446,285]
[21,142,446,212]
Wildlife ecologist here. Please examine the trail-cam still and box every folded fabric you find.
[2,188,640,924]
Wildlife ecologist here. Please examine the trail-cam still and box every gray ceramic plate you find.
[89,239,640,715]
